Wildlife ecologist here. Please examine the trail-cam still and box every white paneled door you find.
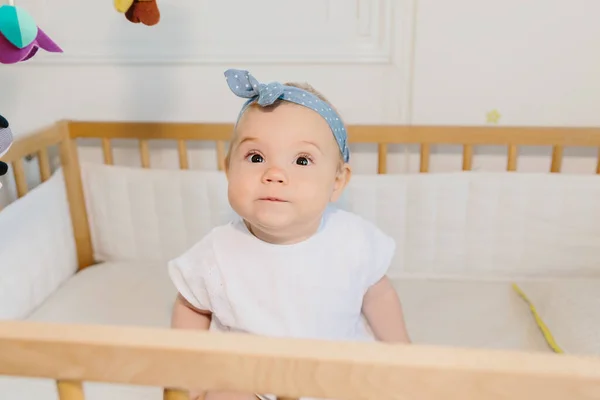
[21,0,414,124]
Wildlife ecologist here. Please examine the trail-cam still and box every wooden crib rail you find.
[68,121,234,171]
[1,123,65,198]
[1,321,600,400]
[350,125,600,174]
[66,121,600,174]
[1,121,94,269]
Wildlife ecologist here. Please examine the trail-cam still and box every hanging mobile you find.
[0,0,62,64]
[115,0,160,26]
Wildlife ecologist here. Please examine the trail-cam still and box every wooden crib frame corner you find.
[2,120,600,399]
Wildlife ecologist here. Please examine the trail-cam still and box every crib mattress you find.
[0,261,552,400]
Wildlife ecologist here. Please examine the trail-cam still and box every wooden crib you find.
[1,120,600,400]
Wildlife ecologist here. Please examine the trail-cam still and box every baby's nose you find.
[262,167,287,184]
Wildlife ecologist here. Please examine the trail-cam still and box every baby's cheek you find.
[228,178,250,203]
[297,181,332,207]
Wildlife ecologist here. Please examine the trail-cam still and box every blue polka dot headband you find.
[224,69,350,163]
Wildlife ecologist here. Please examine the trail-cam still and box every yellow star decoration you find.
[486,109,501,124]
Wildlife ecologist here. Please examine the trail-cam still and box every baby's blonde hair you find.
[224,82,345,169]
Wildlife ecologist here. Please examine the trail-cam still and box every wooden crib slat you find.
[140,139,150,168]
[11,158,28,198]
[419,144,430,173]
[56,380,84,400]
[164,388,191,400]
[178,140,189,170]
[507,144,518,171]
[216,140,226,171]
[462,144,473,171]
[58,130,95,270]
[37,147,51,182]
[550,145,563,173]
[377,143,387,174]
[102,138,114,165]
[596,148,600,174]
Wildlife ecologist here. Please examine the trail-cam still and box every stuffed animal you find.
[0,114,13,177]
[115,0,160,26]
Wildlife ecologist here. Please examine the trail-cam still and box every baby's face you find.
[226,102,350,244]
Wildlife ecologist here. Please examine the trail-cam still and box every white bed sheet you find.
[0,261,551,400]
[515,278,600,356]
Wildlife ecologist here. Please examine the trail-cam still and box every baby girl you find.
[167,69,411,400]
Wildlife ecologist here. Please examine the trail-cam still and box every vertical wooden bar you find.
[57,121,94,270]
[37,147,51,182]
[216,141,226,171]
[596,148,600,174]
[462,144,473,171]
[102,138,114,165]
[177,140,189,170]
[56,380,84,400]
[140,139,150,168]
[164,388,191,400]
[507,144,518,171]
[550,145,563,173]
[419,144,430,173]
[377,143,387,174]
[11,158,27,198]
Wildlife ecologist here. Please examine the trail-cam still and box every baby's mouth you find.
[259,197,288,202]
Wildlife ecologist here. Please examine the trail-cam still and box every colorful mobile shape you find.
[0,1,62,64]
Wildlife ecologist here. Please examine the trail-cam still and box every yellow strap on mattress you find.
[511,283,564,353]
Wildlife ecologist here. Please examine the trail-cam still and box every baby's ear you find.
[330,162,352,202]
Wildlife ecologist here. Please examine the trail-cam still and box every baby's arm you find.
[170,295,257,400]
[169,294,211,400]
[167,237,258,400]
[362,276,411,343]
[171,293,212,330]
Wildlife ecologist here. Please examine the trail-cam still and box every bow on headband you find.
[225,71,285,107]
[224,69,350,163]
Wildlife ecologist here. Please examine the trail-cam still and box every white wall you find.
[410,0,600,174]
[1,0,599,202]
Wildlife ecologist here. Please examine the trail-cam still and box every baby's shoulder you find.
[176,219,243,261]
[323,206,395,259]
[321,207,396,288]
[323,206,388,241]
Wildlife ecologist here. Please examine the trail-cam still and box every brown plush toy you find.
[125,0,160,26]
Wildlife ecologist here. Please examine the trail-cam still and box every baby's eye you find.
[296,156,312,166]
[246,153,264,163]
